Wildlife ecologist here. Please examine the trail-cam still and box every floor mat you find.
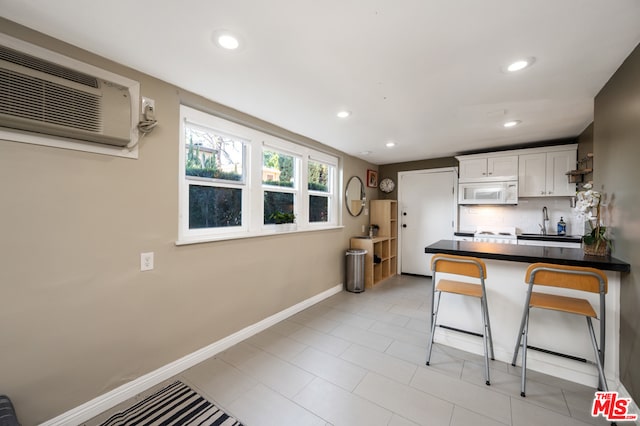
[99,381,243,426]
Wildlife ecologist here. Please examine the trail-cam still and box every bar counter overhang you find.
[424,239,631,389]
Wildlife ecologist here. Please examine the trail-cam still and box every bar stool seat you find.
[426,254,494,385]
[511,263,609,398]
[529,292,597,318]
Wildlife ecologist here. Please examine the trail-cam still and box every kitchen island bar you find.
[424,240,630,389]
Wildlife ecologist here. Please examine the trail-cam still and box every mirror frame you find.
[345,176,366,216]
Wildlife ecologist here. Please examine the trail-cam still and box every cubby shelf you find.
[350,200,398,289]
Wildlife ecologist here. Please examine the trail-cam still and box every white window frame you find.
[178,105,341,244]
[179,107,250,242]
[262,144,300,230]
[307,156,337,226]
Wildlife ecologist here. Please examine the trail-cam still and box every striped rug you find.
[99,381,244,426]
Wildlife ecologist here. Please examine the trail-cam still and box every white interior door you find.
[399,169,457,276]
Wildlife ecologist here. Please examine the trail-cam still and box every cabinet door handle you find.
[488,172,493,175]
[548,191,553,195]
[540,191,545,195]
[482,172,487,175]
[402,224,407,228]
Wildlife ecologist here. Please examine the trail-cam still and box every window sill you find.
[175,225,345,246]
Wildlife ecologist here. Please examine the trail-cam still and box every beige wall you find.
[0,19,376,424]
[377,157,458,199]
[593,42,640,402]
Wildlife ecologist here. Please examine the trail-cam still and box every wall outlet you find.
[140,252,154,271]
[141,97,155,114]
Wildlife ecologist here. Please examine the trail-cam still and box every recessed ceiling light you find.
[337,110,351,118]
[504,120,522,128]
[359,151,372,156]
[213,30,241,50]
[218,34,239,50]
[385,141,396,148]
[505,57,536,72]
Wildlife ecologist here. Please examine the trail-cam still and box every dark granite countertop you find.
[425,239,630,273]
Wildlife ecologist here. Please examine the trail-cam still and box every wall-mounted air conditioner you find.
[0,33,140,155]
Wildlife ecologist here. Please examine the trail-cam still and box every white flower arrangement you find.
[574,183,600,221]
[574,183,610,251]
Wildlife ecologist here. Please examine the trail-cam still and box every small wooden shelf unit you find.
[350,200,398,288]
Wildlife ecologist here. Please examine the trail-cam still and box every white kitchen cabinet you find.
[546,150,577,196]
[459,155,518,182]
[518,153,546,196]
[519,149,576,197]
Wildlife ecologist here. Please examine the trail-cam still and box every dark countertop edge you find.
[425,240,630,273]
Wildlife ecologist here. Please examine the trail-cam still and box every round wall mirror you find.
[345,176,366,216]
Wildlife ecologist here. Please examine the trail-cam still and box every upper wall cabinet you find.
[458,155,518,182]
[518,148,577,197]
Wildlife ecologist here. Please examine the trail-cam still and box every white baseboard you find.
[42,283,343,426]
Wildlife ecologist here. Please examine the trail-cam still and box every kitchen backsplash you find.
[459,197,584,236]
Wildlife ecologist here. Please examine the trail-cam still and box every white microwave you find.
[458,181,518,205]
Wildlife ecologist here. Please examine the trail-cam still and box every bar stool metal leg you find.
[480,298,491,385]
[520,309,530,397]
[426,291,442,366]
[587,317,608,393]
[482,295,495,361]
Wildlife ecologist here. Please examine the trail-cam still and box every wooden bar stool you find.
[511,263,609,397]
[426,253,494,385]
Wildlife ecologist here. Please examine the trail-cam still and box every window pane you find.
[189,185,242,229]
[309,195,329,223]
[185,125,243,181]
[308,161,329,192]
[264,191,294,224]
[263,150,294,187]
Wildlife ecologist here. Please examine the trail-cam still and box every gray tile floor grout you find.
[89,274,614,426]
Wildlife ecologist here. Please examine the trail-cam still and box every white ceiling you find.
[2,1,640,164]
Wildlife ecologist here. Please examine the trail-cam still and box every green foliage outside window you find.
[264,191,294,224]
[308,161,329,192]
[189,185,242,229]
[263,150,294,187]
[185,132,243,181]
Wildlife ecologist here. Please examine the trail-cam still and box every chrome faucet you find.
[540,206,549,235]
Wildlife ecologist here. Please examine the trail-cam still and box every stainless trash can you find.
[345,249,367,293]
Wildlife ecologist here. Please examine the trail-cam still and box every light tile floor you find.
[92,274,617,426]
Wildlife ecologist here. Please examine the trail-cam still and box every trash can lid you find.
[346,249,367,255]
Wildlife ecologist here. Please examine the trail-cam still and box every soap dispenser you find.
[557,217,566,236]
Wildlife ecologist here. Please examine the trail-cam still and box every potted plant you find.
[269,211,296,225]
[574,183,611,256]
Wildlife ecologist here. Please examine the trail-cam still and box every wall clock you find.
[379,177,395,193]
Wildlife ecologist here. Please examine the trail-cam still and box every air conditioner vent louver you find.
[0,45,99,88]
[0,68,102,133]
[0,34,139,149]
